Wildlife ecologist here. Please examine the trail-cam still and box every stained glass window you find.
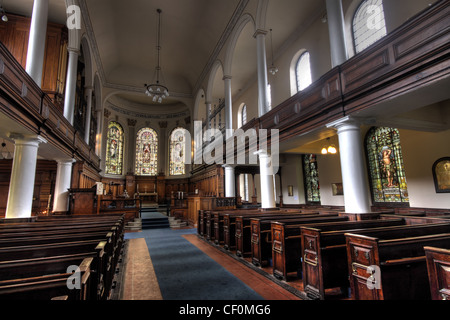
[105,121,124,175]
[353,0,387,54]
[365,127,409,204]
[169,127,187,176]
[303,154,321,203]
[296,51,312,92]
[135,128,158,176]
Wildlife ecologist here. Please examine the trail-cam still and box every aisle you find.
[123,229,263,300]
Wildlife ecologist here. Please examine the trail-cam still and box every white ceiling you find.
[2,0,325,110]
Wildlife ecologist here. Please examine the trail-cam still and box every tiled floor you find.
[120,229,302,300]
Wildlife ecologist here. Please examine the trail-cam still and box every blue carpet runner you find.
[140,206,170,229]
[125,228,263,300]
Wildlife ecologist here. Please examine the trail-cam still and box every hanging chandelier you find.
[268,29,278,76]
[145,9,169,103]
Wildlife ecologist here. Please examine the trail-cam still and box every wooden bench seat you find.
[424,246,450,300]
[250,214,348,267]
[0,257,94,300]
[345,223,450,300]
[235,212,320,257]
[271,218,406,285]
[300,218,416,299]
[0,214,124,300]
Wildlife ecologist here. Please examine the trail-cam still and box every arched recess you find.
[206,60,224,104]
[223,13,256,77]
[80,36,94,88]
[93,73,103,156]
[193,88,206,124]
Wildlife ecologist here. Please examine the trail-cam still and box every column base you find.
[338,212,380,221]
[50,211,70,216]
[260,207,280,212]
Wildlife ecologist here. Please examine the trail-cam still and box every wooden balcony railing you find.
[243,0,449,144]
[0,40,101,171]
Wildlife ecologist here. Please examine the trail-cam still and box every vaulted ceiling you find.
[2,0,326,110]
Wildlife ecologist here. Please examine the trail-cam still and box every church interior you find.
[0,0,449,303]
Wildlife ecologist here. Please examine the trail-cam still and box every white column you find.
[84,86,93,144]
[5,134,47,219]
[206,101,212,130]
[223,76,233,140]
[255,29,269,117]
[63,48,79,125]
[327,116,371,213]
[325,0,348,68]
[255,150,276,209]
[52,159,75,214]
[25,0,49,87]
[223,165,236,198]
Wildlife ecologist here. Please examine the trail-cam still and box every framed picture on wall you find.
[288,185,294,197]
[432,157,450,193]
[332,183,344,196]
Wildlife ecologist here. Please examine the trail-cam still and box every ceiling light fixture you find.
[145,8,169,103]
[0,140,12,160]
[0,1,8,22]
[268,29,278,76]
[321,138,337,155]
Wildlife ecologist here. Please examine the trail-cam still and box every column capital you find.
[67,47,80,55]
[8,133,47,146]
[326,116,362,133]
[223,75,232,81]
[55,158,76,165]
[253,29,268,38]
[254,149,270,158]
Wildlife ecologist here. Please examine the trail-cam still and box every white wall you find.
[317,154,345,207]
[400,129,450,209]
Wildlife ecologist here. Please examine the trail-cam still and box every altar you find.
[137,192,158,205]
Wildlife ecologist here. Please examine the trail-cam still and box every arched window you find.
[365,127,409,204]
[352,0,387,54]
[105,121,124,175]
[135,128,158,176]
[169,127,187,176]
[302,154,321,203]
[296,51,312,92]
[242,104,247,126]
[267,84,272,111]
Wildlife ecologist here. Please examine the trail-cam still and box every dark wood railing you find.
[0,41,101,171]
[242,0,449,144]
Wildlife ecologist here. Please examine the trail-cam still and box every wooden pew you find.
[0,215,124,300]
[202,208,261,243]
[424,246,450,300]
[212,209,257,245]
[345,223,450,300]
[235,212,319,258]
[0,222,124,275]
[250,214,348,267]
[0,257,94,300]
[271,218,406,284]
[300,218,412,299]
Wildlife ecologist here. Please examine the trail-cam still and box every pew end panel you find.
[345,234,384,300]
[346,232,450,300]
[424,246,450,300]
